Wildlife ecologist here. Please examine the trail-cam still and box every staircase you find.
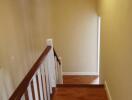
[52,75,108,100]
[51,84,108,100]
[9,40,108,100]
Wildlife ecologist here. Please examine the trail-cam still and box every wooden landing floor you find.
[63,75,100,84]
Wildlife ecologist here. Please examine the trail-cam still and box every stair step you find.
[52,84,108,100]
[57,84,104,88]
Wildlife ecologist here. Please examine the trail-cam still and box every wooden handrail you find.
[9,46,52,100]
[53,48,61,65]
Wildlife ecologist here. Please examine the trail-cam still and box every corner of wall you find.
[104,81,112,100]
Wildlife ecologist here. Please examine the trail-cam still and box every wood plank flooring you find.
[63,75,100,84]
[51,86,108,100]
[51,75,108,100]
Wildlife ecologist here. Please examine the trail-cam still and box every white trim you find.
[63,72,99,75]
[104,81,112,100]
[97,16,101,75]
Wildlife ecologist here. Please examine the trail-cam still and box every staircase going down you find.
[9,44,108,100]
[51,76,108,100]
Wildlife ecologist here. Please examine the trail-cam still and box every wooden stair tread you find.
[52,84,108,100]
[57,84,104,88]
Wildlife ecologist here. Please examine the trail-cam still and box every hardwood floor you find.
[51,86,108,100]
[63,75,100,84]
[51,75,108,100]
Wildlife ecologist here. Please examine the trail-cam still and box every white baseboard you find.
[63,72,99,75]
[104,81,112,100]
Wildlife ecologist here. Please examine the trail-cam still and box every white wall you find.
[0,0,53,99]
[98,0,132,99]
[0,0,98,99]
[52,0,98,74]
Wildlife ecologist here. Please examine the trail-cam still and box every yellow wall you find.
[0,0,53,99]
[98,0,132,100]
[52,0,98,73]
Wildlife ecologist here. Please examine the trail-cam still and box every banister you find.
[9,46,52,100]
[53,48,61,65]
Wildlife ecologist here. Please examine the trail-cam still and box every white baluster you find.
[37,68,44,100]
[27,82,33,100]
[55,57,59,84]
[32,74,39,100]
[58,62,60,84]
[40,64,47,100]
[42,59,50,100]
[46,39,56,88]
[58,57,63,84]
[21,94,25,100]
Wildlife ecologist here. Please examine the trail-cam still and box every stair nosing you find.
[57,84,104,88]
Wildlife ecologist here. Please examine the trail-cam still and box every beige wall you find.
[98,0,132,100]
[52,0,98,73]
[0,0,53,99]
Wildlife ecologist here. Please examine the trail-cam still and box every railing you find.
[53,48,61,65]
[9,45,63,100]
[53,49,63,84]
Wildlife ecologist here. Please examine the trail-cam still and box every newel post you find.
[46,39,56,93]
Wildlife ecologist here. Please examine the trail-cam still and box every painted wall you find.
[98,0,132,100]
[0,0,53,99]
[52,0,98,73]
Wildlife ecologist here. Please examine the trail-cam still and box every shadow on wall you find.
[0,68,13,100]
